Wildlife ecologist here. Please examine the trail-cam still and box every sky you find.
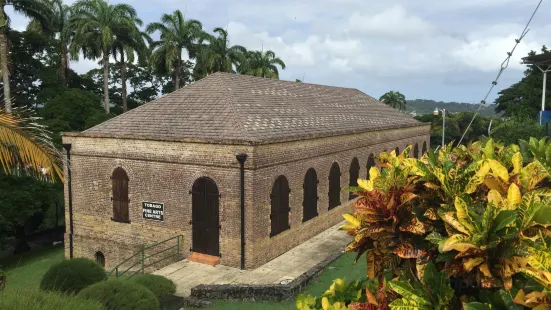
[6,0,551,103]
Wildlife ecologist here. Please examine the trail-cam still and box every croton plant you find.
[297,138,551,310]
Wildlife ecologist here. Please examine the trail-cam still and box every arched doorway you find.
[349,158,360,200]
[191,177,220,256]
[270,176,290,237]
[303,168,318,222]
[95,251,105,267]
[413,143,419,158]
[366,154,375,179]
[395,147,400,155]
[328,162,341,210]
[422,141,427,155]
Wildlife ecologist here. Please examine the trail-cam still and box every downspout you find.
[62,143,74,259]
[236,154,248,270]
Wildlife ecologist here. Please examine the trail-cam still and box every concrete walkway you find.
[154,222,351,297]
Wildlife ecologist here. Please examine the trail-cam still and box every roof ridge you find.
[222,75,251,141]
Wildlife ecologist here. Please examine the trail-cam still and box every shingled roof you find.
[75,72,423,145]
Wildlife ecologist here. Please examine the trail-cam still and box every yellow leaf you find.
[464,257,484,272]
[367,251,375,279]
[512,152,523,174]
[342,214,360,229]
[443,212,471,235]
[322,297,330,310]
[357,179,373,191]
[369,166,380,181]
[455,196,475,233]
[533,305,551,310]
[489,159,509,181]
[442,234,478,252]
[479,263,492,277]
[488,189,503,207]
[507,183,522,209]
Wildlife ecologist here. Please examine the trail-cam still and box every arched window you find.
[422,141,427,155]
[395,147,400,155]
[349,158,360,200]
[328,162,341,210]
[95,251,105,267]
[413,143,419,158]
[366,154,375,179]
[303,168,318,222]
[111,167,129,223]
[270,176,290,237]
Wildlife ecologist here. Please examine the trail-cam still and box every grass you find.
[0,244,64,293]
[0,245,366,310]
[198,252,367,309]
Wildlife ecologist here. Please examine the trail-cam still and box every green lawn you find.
[0,245,65,293]
[0,246,366,310]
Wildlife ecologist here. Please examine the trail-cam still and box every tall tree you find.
[146,10,202,92]
[0,0,52,113]
[379,91,407,111]
[28,0,71,86]
[196,27,246,75]
[112,21,149,112]
[240,50,285,79]
[68,0,140,113]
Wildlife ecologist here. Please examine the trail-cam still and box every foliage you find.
[40,258,106,294]
[0,289,103,310]
[300,137,551,309]
[0,268,5,291]
[406,99,500,118]
[495,46,550,120]
[0,107,62,181]
[296,278,367,310]
[42,88,105,132]
[237,50,286,79]
[129,274,176,299]
[77,279,160,310]
[379,91,406,111]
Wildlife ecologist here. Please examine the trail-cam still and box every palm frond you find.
[0,107,62,182]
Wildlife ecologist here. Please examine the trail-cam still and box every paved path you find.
[154,222,351,297]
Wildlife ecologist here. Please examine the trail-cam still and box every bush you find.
[0,289,103,310]
[78,279,160,310]
[129,274,176,299]
[40,258,106,294]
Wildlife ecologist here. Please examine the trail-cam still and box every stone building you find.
[62,72,430,271]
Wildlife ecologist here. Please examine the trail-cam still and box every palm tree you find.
[146,10,202,92]
[112,23,149,112]
[240,50,285,79]
[68,0,140,113]
[196,27,246,75]
[379,91,407,111]
[0,0,52,113]
[0,107,62,182]
[28,0,71,85]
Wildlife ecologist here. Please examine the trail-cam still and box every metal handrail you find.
[105,235,183,279]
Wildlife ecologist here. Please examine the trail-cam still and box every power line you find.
[457,0,544,146]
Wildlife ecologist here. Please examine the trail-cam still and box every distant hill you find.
[405,99,502,118]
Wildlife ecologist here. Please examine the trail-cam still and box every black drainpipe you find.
[62,143,74,259]
[236,153,248,270]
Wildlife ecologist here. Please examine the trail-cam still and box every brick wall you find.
[62,124,429,271]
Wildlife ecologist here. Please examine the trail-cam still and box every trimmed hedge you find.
[78,279,160,310]
[0,289,103,310]
[130,274,176,299]
[40,258,106,294]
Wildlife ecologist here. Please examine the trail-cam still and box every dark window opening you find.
[349,158,360,200]
[111,167,129,223]
[395,147,400,155]
[413,143,419,158]
[328,162,341,210]
[303,168,318,222]
[270,176,290,237]
[366,154,375,179]
[422,141,427,155]
[95,251,105,267]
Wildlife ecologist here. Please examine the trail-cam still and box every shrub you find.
[77,279,160,310]
[40,258,106,294]
[0,289,103,310]
[299,139,551,309]
[129,274,176,299]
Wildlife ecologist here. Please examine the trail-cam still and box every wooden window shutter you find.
[112,168,129,222]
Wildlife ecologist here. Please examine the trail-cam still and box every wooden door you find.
[270,176,290,236]
[191,177,220,256]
